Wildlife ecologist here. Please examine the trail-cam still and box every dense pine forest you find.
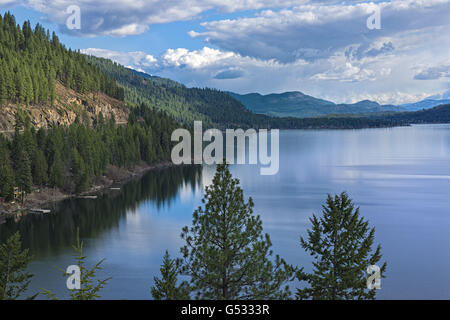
[0,12,179,202]
[0,12,124,106]
[87,56,254,127]
[0,104,178,200]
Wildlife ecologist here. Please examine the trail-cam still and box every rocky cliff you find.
[0,82,129,132]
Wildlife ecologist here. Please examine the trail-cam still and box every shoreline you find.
[0,160,183,220]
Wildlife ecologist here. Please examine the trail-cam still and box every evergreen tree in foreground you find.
[42,230,110,300]
[181,162,295,300]
[297,192,386,300]
[0,232,34,300]
[151,250,190,300]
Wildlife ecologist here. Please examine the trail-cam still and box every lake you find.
[1,124,450,299]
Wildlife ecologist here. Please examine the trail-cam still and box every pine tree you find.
[296,192,387,300]
[0,232,34,300]
[0,160,14,201]
[42,230,110,300]
[16,149,33,199]
[32,149,48,186]
[181,162,295,300]
[48,69,56,106]
[49,152,63,189]
[151,250,190,300]
[71,148,88,194]
[0,64,6,105]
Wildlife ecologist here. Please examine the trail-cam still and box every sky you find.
[1,0,449,104]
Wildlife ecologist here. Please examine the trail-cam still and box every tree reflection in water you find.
[0,165,202,258]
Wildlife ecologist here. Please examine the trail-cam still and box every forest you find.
[0,104,179,200]
[0,12,124,106]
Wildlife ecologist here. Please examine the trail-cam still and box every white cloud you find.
[105,23,149,37]
[83,45,445,105]
[81,48,158,70]
[161,47,236,69]
[414,60,450,80]
[32,0,447,105]
[191,0,450,62]
[19,0,309,37]
[0,0,20,5]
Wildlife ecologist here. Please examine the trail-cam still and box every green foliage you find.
[42,230,110,300]
[151,250,191,300]
[0,102,180,199]
[297,192,387,300]
[71,148,88,194]
[0,138,14,200]
[49,152,63,189]
[0,161,14,201]
[16,149,32,196]
[0,232,34,300]
[31,149,48,186]
[181,162,295,300]
[0,13,124,106]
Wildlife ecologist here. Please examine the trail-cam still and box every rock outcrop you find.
[0,82,129,132]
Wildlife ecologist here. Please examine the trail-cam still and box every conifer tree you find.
[32,149,48,186]
[151,250,190,300]
[0,160,14,201]
[49,152,63,189]
[16,149,33,199]
[71,148,88,194]
[0,232,34,300]
[181,162,295,300]
[296,192,387,300]
[0,67,6,105]
[42,230,110,300]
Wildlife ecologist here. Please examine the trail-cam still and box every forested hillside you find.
[0,105,178,200]
[86,56,404,130]
[0,13,180,204]
[0,12,124,106]
[86,56,259,128]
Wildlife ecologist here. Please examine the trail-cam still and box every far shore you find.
[0,161,185,220]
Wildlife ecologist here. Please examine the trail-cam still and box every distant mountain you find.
[400,99,450,111]
[228,91,405,118]
[426,90,450,100]
[373,103,450,124]
[84,58,403,129]
[400,91,450,111]
[334,100,404,114]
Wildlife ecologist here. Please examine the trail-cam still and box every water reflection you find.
[1,125,450,299]
[0,165,202,258]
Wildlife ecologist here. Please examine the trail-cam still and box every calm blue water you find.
[1,124,450,299]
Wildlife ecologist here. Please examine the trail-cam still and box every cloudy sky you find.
[2,0,450,104]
